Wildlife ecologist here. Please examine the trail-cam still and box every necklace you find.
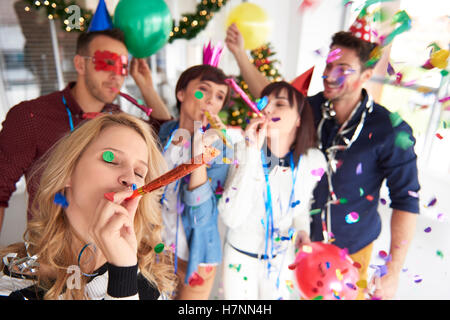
[317,94,373,242]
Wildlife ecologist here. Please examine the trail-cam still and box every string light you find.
[23,0,93,32]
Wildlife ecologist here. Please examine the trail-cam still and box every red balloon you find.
[290,242,359,300]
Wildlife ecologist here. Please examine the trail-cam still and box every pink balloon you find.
[290,242,359,300]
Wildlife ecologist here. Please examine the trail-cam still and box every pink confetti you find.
[326,48,342,63]
[378,250,388,259]
[437,213,444,221]
[408,191,419,198]
[438,96,450,103]
[311,168,325,179]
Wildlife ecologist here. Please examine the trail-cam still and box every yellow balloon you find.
[430,49,449,70]
[226,3,271,50]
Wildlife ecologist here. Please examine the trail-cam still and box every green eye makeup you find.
[195,90,204,99]
[102,150,115,163]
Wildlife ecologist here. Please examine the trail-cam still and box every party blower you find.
[126,146,221,200]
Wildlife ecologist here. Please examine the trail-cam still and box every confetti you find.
[102,150,114,163]
[380,198,387,205]
[356,162,362,175]
[378,250,388,259]
[426,197,437,207]
[194,90,204,99]
[370,264,388,278]
[356,280,367,289]
[413,275,422,283]
[394,131,414,150]
[346,283,357,290]
[222,157,232,164]
[271,117,281,122]
[229,264,242,272]
[359,188,364,196]
[437,213,444,222]
[389,112,403,127]
[312,295,323,300]
[154,243,165,253]
[131,183,137,191]
[408,190,419,198]
[54,193,69,208]
[353,262,361,269]
[424,227,432,233]
[366,195,374,201]
[345,211,360,224]
[387,62,396,76]
[436,250,444,259]
[327,48,342,63]
[291,200,301,208]
[310,208,321,216]
[311,168,325,180]
[438,96,450,103]
[436,133,444,140]
[336,269,343,281]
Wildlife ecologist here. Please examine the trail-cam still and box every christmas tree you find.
[222,43,283,129]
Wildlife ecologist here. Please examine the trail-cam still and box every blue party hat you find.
[88,0,114,32]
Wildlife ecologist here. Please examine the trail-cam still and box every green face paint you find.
[195,90,204,99]
[102,151,115,163]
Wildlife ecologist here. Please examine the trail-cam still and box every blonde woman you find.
[0,113,177,299]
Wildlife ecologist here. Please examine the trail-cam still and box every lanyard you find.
[260,149,302,269]
[162,123,179,153]
[62,96,74,132]
[317,95,373,242]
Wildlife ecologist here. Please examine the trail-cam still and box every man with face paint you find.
[0,29,172,233]
[226,22,420,300]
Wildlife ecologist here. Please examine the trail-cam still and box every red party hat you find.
[349,16,374,43]
[291,66,314,96]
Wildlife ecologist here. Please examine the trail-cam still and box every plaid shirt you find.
[0,82,121,218]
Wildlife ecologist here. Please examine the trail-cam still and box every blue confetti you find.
[291,200,301,208]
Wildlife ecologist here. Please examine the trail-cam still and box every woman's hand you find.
[89,190,141,267]
[130,58,153,91]
[203,110,227,131]
[225,23,245,58]
[294,230,311,250]
[244,116,268,150]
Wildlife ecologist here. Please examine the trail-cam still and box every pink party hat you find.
[203,41,224,67]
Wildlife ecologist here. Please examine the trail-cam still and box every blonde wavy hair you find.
[0,113,178,299]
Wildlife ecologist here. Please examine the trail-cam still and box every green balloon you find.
[113,0,173,58]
